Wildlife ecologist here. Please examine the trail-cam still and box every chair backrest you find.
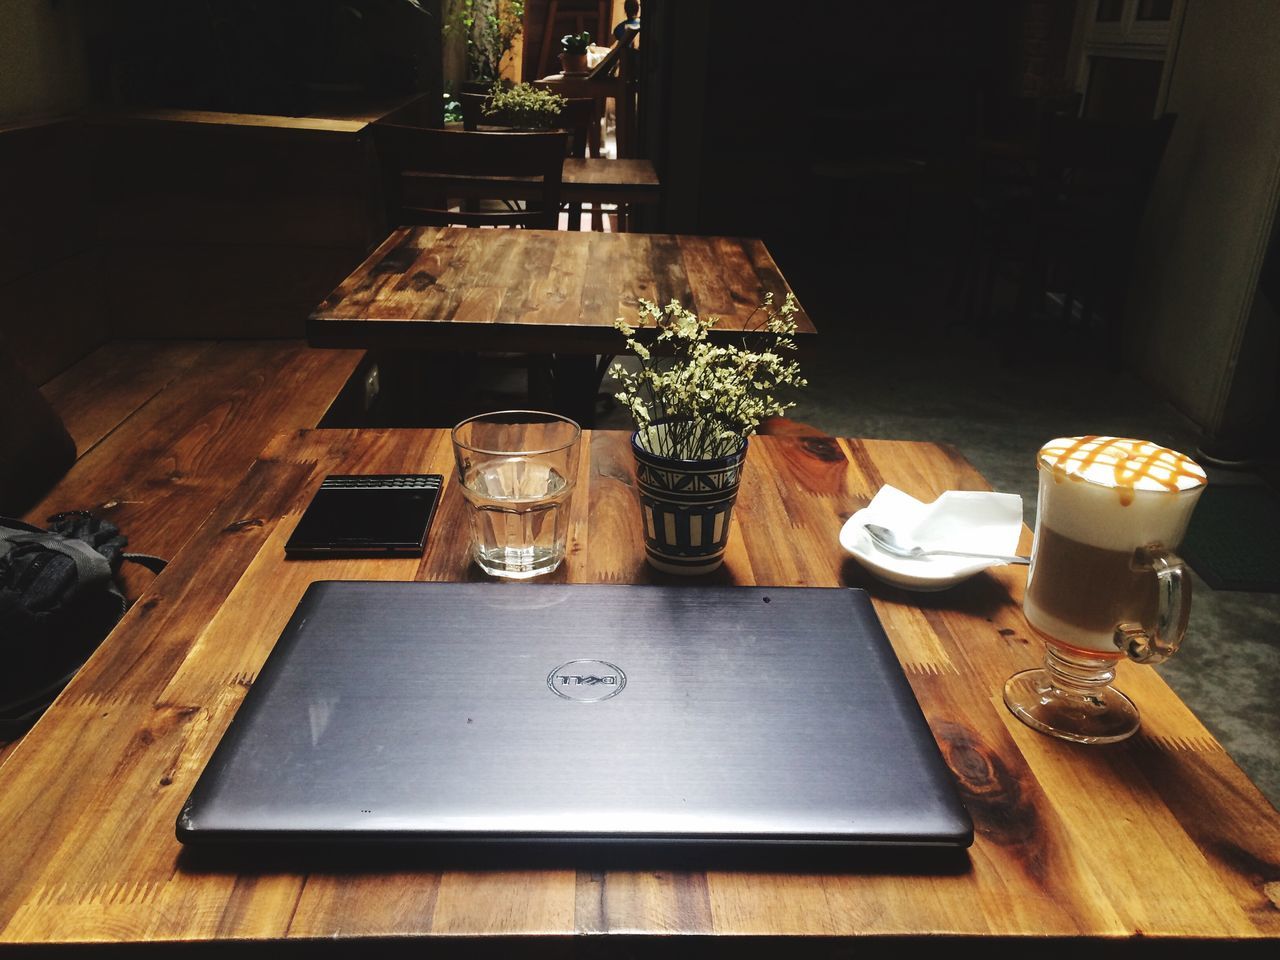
[587,31,638,80]
[374,124,567,229]
[533,37,639,157]
[458,93,595,159]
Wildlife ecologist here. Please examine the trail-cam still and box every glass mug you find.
[1004,436,1207,743]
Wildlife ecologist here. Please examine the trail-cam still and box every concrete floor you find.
[597,247,1280,811]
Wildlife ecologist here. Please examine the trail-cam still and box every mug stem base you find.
[1003,645,1140,743]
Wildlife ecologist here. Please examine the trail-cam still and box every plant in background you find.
[444,0,526,83]
[611,294,807,461]
[482,81,565,129]
[560,30,592,55]
[443,90,463,124]
[558,29,592,72]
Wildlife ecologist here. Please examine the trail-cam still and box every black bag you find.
[0,511,166,738]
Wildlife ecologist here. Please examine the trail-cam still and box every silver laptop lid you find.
[178,582,972,848]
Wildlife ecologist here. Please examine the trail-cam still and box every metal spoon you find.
[863,523,1030,565]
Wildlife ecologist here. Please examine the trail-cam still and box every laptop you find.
[177,582,972,849]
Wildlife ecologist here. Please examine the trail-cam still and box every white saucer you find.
[838,486,1024,592]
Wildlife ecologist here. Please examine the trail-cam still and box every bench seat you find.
[0,339,362,763]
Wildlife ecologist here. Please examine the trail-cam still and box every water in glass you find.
[460,456,571,578]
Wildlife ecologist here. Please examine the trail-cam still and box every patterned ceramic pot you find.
[630,430,748,575]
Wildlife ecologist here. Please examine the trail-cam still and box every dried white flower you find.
[610,295,807,461]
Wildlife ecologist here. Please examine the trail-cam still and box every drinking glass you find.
[451,410,581,579]
[1004,437,1206,743]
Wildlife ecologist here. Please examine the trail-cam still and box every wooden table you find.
[309,227,812,354]
[308,227,814,425]
[1,429,1276,953]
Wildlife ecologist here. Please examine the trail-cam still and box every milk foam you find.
[1038,437,1206,492]
[1035,437,1206,551]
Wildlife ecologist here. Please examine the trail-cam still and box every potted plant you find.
[482,81,567,130]
[444,0,527,88]
[611,294,807,575]
[560,30,592,75]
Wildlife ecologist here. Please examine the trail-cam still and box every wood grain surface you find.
[25,341,364,602]
[0,429,1275,953]
[308,227,815,354]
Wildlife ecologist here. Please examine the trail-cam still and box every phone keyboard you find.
[319,475,443,491]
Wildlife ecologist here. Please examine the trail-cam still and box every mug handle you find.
[1113,544,1192,665]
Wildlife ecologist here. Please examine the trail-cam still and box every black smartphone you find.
[284,474,443,559]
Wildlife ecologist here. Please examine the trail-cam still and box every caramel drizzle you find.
[1039,436,1204,506]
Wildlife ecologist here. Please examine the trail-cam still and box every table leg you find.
[589,103,603,159]
[550,353,600,428]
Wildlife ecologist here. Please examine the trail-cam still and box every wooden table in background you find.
[308,227,813,425]
[308,226,812,353]
[0,429,1276,954]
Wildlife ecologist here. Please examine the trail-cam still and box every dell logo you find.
[548,660,626,701]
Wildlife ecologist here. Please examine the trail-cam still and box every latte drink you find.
[1024,437,1207,657]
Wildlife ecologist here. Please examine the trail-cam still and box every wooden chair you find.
[1023,112,1175,336]
[534,33,639,159]
[372,124,570,418]
[374,124,567,230]
[458,92,599,229]
[967,113,1175,350]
